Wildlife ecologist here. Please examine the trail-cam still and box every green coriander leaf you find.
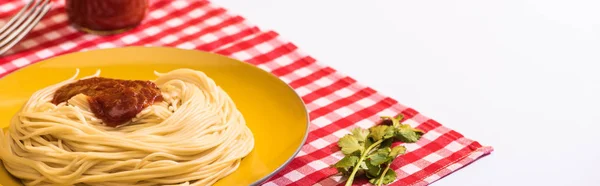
[359,161,368,170]
[381,168,397,184]
[334,155,359,175]
[380,115,403,128]
[334,115,418,186]
[392,120,400,128]
[365,159,381,178]
[364,137,374,150]
[395,114,404,121]
[369,125,388,141]
[351,128,369,143]
[395,124,424,143]
[384,126,396,139]
[369,177,379,185]
[379,138,393,149]
[369,125,395,141]
[368,147,391,166]
[338,135,364,155]
[389,146,407,158]
[392,115,402,128]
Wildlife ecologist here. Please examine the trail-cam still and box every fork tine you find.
[0,0,44,48]
[0,0,41,40]
[0,0,35,36]
[0,0,51,55]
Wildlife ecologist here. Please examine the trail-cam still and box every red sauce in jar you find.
[52,77,163,127]
[65,0,149,33]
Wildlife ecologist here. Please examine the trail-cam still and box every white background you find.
[214,0,600,185]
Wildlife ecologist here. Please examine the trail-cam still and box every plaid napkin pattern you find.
[0,0,493,185]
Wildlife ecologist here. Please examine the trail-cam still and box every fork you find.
[0,0,52,56]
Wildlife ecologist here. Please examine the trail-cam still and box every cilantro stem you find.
[377,162,392,186]
[345,139,383,186]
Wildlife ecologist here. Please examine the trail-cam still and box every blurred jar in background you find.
[66,0,149,35]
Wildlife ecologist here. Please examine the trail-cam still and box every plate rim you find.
[0,46,310,186]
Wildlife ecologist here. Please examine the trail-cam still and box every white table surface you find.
[214,0,600,185]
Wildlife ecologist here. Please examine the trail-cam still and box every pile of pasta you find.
[0,69,254,186]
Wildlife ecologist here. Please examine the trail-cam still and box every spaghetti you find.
[0,68,254,186]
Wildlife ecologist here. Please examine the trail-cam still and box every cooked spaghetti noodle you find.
[0,68,254,186]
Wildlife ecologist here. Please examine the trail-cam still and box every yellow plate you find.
[0,47,309,186]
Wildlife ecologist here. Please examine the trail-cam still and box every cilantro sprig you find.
[333,115,424,186]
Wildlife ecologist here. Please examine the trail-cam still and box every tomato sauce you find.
[52,77,163,127]
[65,0,148,33]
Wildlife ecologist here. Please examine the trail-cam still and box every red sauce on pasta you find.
[52,77,163,127]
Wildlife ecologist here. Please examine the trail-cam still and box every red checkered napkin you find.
[0,0,493,185]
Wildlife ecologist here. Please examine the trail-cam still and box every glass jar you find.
[65,0,149,35]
